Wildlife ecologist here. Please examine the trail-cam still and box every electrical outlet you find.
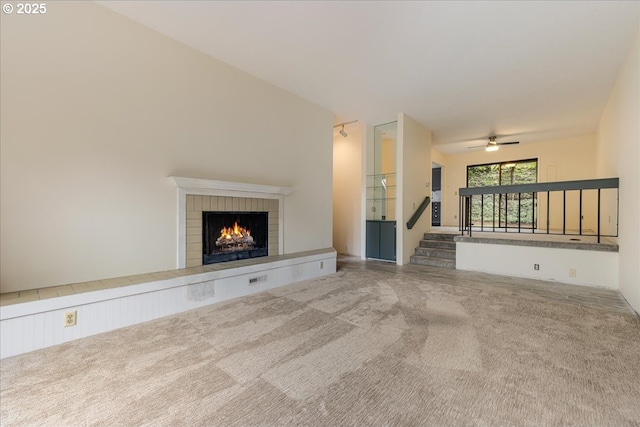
[569,269,577,278]
[64,311,77,327]
[320,261,324,269]
[534,264,540,271]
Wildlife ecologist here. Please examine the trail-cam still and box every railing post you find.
[532,192,536,233]
[459,195,463,234]
[518,192,521,233]
[597,188,601,243]
[505,193,508,231]
[563,191,566,235]
[481,195,484,232]
[498,194,502,231]
[546,191,550,234]
[617,188,620,238]
[492,193,496,232]
[469,195,473,237]
[579,189,583,236]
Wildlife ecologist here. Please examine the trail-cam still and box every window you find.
[467,158,538,187]
[466,159,538,229]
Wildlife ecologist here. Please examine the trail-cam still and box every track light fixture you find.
[334,120,358,138]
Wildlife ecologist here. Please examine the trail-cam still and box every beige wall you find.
[431,149,447,167]
[596,30,640,313]
[435,134,599,231]
[0,2,333,292]
[333,125,363,256]
[398,113,432,264]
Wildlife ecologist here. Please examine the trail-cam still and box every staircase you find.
[410,232,457,269]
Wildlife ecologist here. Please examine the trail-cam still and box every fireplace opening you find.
[202,211,268,265]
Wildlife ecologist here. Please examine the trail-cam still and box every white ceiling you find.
[98,1,639,153]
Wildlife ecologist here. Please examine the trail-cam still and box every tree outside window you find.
[466,159,538,229]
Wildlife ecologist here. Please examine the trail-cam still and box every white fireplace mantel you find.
[169,177,291,268]
[169,176,293,197]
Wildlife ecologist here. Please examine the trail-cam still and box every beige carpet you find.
[2,258,640,426]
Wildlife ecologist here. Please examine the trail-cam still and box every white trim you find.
[169,177,291,268]
[177,189,187,268]
[169,176,293,196]
[396,113,404,265]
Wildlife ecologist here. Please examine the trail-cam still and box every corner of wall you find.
[595,28,640,314]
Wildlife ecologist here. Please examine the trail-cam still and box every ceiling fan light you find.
[485,144,499,152]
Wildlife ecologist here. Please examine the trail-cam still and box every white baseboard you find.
[0,250,337,359]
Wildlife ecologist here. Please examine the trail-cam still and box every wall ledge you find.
[0,249,337,359]
[454,236,618,252]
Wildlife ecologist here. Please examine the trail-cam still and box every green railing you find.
[406,196,430,230]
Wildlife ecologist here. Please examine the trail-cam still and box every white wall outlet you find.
[64,311,77,327]
[569,269,577,278]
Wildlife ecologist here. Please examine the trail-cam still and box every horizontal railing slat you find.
[459,178,618,196]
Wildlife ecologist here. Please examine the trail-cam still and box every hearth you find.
[202,211,268,264]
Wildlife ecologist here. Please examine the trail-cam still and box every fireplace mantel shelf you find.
[169,176,293,196]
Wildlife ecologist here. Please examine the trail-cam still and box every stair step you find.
[422,232,457,242]
[410,255,456,269]
[414,247,456,259]
[419,240,456,250]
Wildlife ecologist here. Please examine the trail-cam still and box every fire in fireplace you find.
[202,211,268,264]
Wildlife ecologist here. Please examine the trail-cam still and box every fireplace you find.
[170,177,288,268]
[202,211,269,264]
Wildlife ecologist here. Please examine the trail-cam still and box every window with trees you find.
[466,159,538,229]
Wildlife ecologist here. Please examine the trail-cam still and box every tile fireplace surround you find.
[185,195,279,268]
[171,177,292,269]
[0,178,336,359]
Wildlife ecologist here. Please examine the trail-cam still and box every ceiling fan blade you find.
[467,144,486,149]
[496,141,520,145]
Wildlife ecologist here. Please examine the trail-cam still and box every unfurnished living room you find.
[1,1,639,426]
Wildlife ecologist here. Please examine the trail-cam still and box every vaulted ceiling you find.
[98,1,639,153]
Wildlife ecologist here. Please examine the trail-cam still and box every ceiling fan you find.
[468,136,520,152]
